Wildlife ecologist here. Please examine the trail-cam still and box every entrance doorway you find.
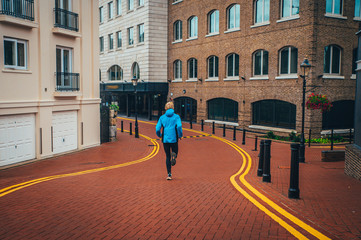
[174,97,197,122]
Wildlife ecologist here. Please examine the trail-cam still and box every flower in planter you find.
[306,93,332,112]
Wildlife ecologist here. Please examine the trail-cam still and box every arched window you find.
[226,53,239,77]
[281,0,299,18]
[254,0,270,24]
[108,65,123,81]
[253,50,269,76]
[188,16,198,38]
[324,45,341,75]
[132,62,140,79]
[188,58,197,79]
[174,60,182,80]
[252,100,296,129]
[227,4,240,30]
[174,20,182,41]
[279,46,298,75]
[322,100,354,129]
[208,10,219,34]
[174,97,197,122]
[208,55,219,78]
[208,98,238,122]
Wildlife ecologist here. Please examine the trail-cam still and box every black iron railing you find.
[55,72,80,91]
[54,8,78,32]
[0,0,34,21]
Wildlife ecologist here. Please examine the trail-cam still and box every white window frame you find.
[188,16,198,38]
[188,58,197,79]
[108,65,123,81]
[128,0,134,11]
[99,7,104,23]
[208,55,219,78]
[116,31,122,48]
[174,20,182,41]
[4,37,27,70]
[226,53,239,77]
[138,0,144,7]
[174,60,182,80]
[132,62,140,79]
[208,10,219,34]
[324,45,341,75]
[100,37,104,52]
[279,46,298,75]
[326,0,343,15]
[108,33,114,50]
[253,50,268,76]
[255,0,270,24]
[227,4,240,30]
[138,24,144,43]
[116,0,122,15]
[355,0,361,18]
[128,27,134,46]
[56,46,73,88]
[281,0,299,19]
[108,1,114,19]
[56,0,71,10]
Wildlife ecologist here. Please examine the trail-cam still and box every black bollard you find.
[121,120,124,132]
[190,120,193,129]
[288,143,300,199]
[201,120,204,131]
[223,124,226,137]
[257,140,265,177]
[308,129,311,147]
[233,126,236,141]
[129,122,132,135]
[242,128,246,145]
[331,129,334,150]
[253,136,258,151]
[262,139,272,182]
[350,128,352,144]
[212,122,215,134]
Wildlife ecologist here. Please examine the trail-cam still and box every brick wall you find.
[345,144,361,181]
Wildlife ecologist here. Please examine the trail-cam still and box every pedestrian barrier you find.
[242,128,246,145]
[201,119,204,131]
[262,139,271,182]
[223,124,226,137]
[289,143,300,199]
[233,126,236,140]
[129,122,132,135]
[212,122,215,134]
[121,120,124,132]
[253,136,258,151]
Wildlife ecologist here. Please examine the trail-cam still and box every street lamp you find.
[299,58,312,163]
[132,75,139,138]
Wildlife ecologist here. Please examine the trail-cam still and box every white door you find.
[0,114,36,167]
[52,111,77,154]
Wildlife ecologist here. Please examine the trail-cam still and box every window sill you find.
[322,74,345,80]
[205,78,219,82]
[137,42,145,46]
[172,79,182,83]
[172,39,183,44]
[324,13,347,20]
[251,21,270,28]
[249,125,296,133]
[3,68,31,74]
[172,0,183,5]
[205,120,239,126]
[0,15,38,28]
[108,49,115,52]
[205,33,219,38]
[224,28,240,34]
[137,5,144,9]
[127,9,134,14]
[250,76,269,80]
[353,17,361,21]
[351,74,356,80]
[127,45,134,48]
[275,74,298,80]
[116,14,122,18]
[53,91,82,98]
[224,77,239,81]
[52,27,81,38]
[186,79,197,82]
[186,37,198,41]
[276,15,300,23]
[116,47,122,51]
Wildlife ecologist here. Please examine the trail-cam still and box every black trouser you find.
[163,142,178,175]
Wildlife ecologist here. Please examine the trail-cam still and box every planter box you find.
[321,150,345,162]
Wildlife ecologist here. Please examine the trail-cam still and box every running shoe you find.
[171,152,177,166]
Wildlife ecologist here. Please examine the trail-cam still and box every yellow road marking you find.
[0,133,159,198]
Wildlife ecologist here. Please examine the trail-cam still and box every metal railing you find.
[55,72,80,91]
[54,8,78,32]
[0,0,34,21]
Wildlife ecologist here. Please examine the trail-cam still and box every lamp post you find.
[299,58,312,163]
[132,75,139,138]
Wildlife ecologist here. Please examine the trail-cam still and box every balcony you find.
[54,72,81,97]
[0,0,37,28]
[54,8,78,32]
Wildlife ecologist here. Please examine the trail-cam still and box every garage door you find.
[0,114,36,167]
[52,111,78,154]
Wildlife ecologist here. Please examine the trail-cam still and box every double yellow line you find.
[0,133,159,198]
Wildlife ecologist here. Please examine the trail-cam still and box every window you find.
[326,0,343,15]
[208,10,219,34]
[138,24,144,43]
[324,45,341,74]
[108,65,123,81]
[117,0,122,15]
[108,1,113,19]
[227,53,239,77]
[100,37,104,52]
[255,0,270,23]
[56,46,73,89]
[355,0,361,17]
[55,0,71,10]
[139,0,144,6]
[128,0,134,10]
[2,0,33,19]
[174,60,182,79]
[117,31,122,48]
[227,4,240,30]
[4,37,27,69]
[132,62,140,79]
[208,98,238,122]
[108,33,114,50]
[279,46,298,75]
[281,0,299,18]
[353,48,357,75]
[252,100,296,129]
[174,20,182,41]
[208,56,219,78]
[188,16,198,38]
[128,27,134,45]
[188,58,197,79]
[253,50,269,76]
[99,7,104,22]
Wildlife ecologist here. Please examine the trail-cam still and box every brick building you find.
[168,0,358,136]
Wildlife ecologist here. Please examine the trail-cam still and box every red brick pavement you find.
[0,118,360,240]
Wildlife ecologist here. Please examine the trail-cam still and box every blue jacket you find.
[156,109,183,143]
